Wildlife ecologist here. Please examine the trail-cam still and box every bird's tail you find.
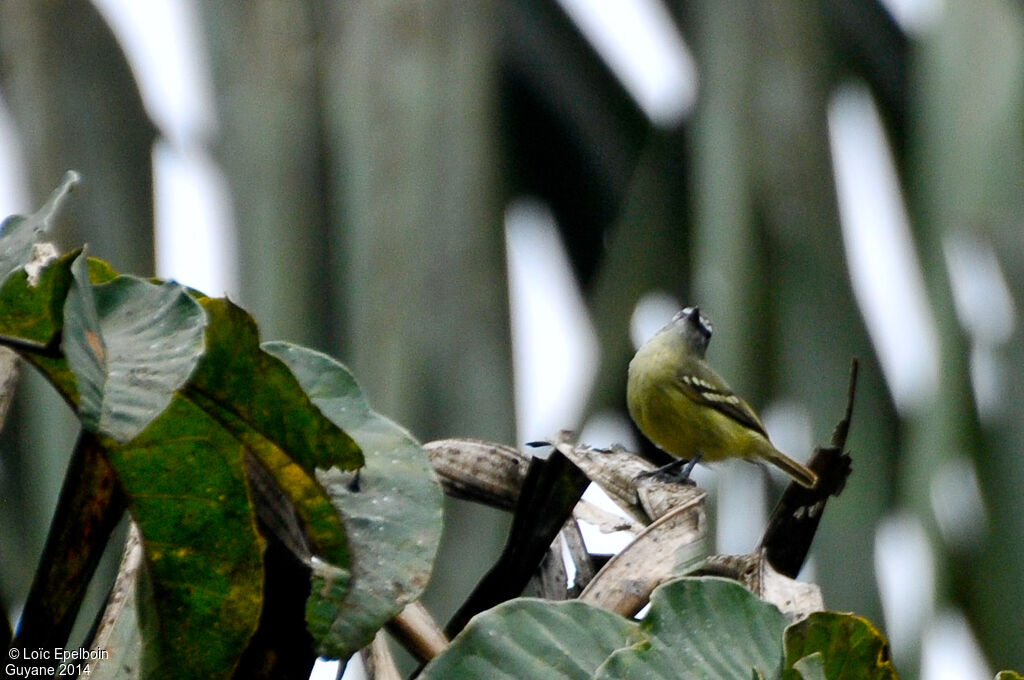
[760,445,818,489]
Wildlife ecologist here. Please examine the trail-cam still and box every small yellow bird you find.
[627,307,817,488]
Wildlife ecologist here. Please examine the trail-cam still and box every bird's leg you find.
[677,454,702,481]
[590,442,627,455]
[637,458,688,478]
[636,454,702,485]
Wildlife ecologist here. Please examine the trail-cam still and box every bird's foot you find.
[636,455,702,485]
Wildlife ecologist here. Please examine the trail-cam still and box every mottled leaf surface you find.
[0,249,78,347]
[113,396,263,680]
[784,612,898,680]
[264,342,443,660]
[119,298,361,678]
[63,253,206,442]
[186,299,360,570]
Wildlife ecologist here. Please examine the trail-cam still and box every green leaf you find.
[186,298,361,568]
[63,253,206,442]
[419,598,636,680]
[188,299,361,475]
[0,170,78,282]
[109,395,264,680]
[0,249,78,348]
[101,299,363,679]
[784,612,898,680]
[996,672,1024,680]
[594,577,789,680]
[2,253,363,678]
[107,298,362,679]
[263,342,444,660]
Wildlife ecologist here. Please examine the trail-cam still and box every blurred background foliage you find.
[0,0,1022,678]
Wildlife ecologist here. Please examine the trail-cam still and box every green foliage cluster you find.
[0,178,442,678]
[423,578,897,680]
[3,180,1019,680]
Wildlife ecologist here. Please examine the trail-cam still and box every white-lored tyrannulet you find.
[627,307,817,488]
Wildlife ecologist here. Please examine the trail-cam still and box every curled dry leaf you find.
[579,488,707,617]
[424,438,529,510]
[549,432,654,521]
[700,552,824,621]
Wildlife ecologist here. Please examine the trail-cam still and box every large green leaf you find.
[2,252,363,678]
[185,298,360,568]
[112,396,263,680]
[263,342,444,660]
[188,299,360,475]
[7,258,265,678]
[419,598,636,680]
[111,298,362,678]
[63,253,206,442]
[593,577,789,680]
[783,612,898,680]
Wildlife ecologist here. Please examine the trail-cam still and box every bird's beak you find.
[684,306,712,339]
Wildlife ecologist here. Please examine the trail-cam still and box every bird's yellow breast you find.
[626,337,769,463]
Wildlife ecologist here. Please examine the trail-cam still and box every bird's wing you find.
[673,365,770,438]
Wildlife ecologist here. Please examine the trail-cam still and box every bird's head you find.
[671,306,713,357]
